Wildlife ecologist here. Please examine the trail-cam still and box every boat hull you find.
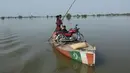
[50,40,96,66]
[53,46,95,73]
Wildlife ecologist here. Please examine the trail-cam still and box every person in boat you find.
[53,15,63,43]
[55,15,63,31]
[61,25,68,33]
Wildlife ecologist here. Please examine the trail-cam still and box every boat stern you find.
[86,52,95,66]
[80,45,96,66]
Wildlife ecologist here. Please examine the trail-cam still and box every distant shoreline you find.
[1,13,130,20]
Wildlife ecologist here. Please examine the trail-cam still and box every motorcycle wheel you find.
[56,34,66,45]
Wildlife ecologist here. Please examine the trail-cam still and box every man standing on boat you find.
[55,15,63,31]
[51,15,63,43]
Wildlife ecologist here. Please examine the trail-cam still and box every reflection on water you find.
[53,47,95,73]
[95,49,106,67]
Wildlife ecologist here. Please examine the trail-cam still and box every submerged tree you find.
[50,16,53,18]
[81,14,87,18]
[76,14,80,19]
[18,15,23,19]
[1,17,5,20]
[66,13,72,21]
[46,15,49,18]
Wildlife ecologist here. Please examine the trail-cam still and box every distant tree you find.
[81,14,87,18]
[46,15,49,18]
[14,17,17,19]
[18,15,22,19]
[66,13,72,20]
[50,16,53,18]
[92,14,96,17]
[1,17,5,20]
[97,14,102,17]
[76,14,80,19]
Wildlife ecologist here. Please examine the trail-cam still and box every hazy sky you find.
[0,0,130,16]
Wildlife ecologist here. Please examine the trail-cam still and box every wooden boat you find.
[49,24,96,66]
[49,37,96,66]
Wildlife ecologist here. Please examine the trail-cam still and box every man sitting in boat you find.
[61,25,68,33]
[56,25,74,37]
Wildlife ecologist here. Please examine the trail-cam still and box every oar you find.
[48,29,56,41]
[48,0,77,41]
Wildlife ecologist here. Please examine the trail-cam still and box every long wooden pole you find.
[62,0,77,21]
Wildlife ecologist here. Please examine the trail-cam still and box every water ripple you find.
[0,31,31,73]
[0,32,29,55]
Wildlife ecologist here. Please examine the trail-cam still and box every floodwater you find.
[0,17,130,73]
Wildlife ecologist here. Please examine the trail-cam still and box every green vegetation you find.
[1,13,130,20]
[66,13,72,20]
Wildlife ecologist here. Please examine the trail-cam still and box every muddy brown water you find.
[0,17,130,73]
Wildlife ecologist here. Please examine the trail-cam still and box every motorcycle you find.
[55,24,84,44]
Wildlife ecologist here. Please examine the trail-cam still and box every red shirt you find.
[56,18,62,26]
[55,18,62,31]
